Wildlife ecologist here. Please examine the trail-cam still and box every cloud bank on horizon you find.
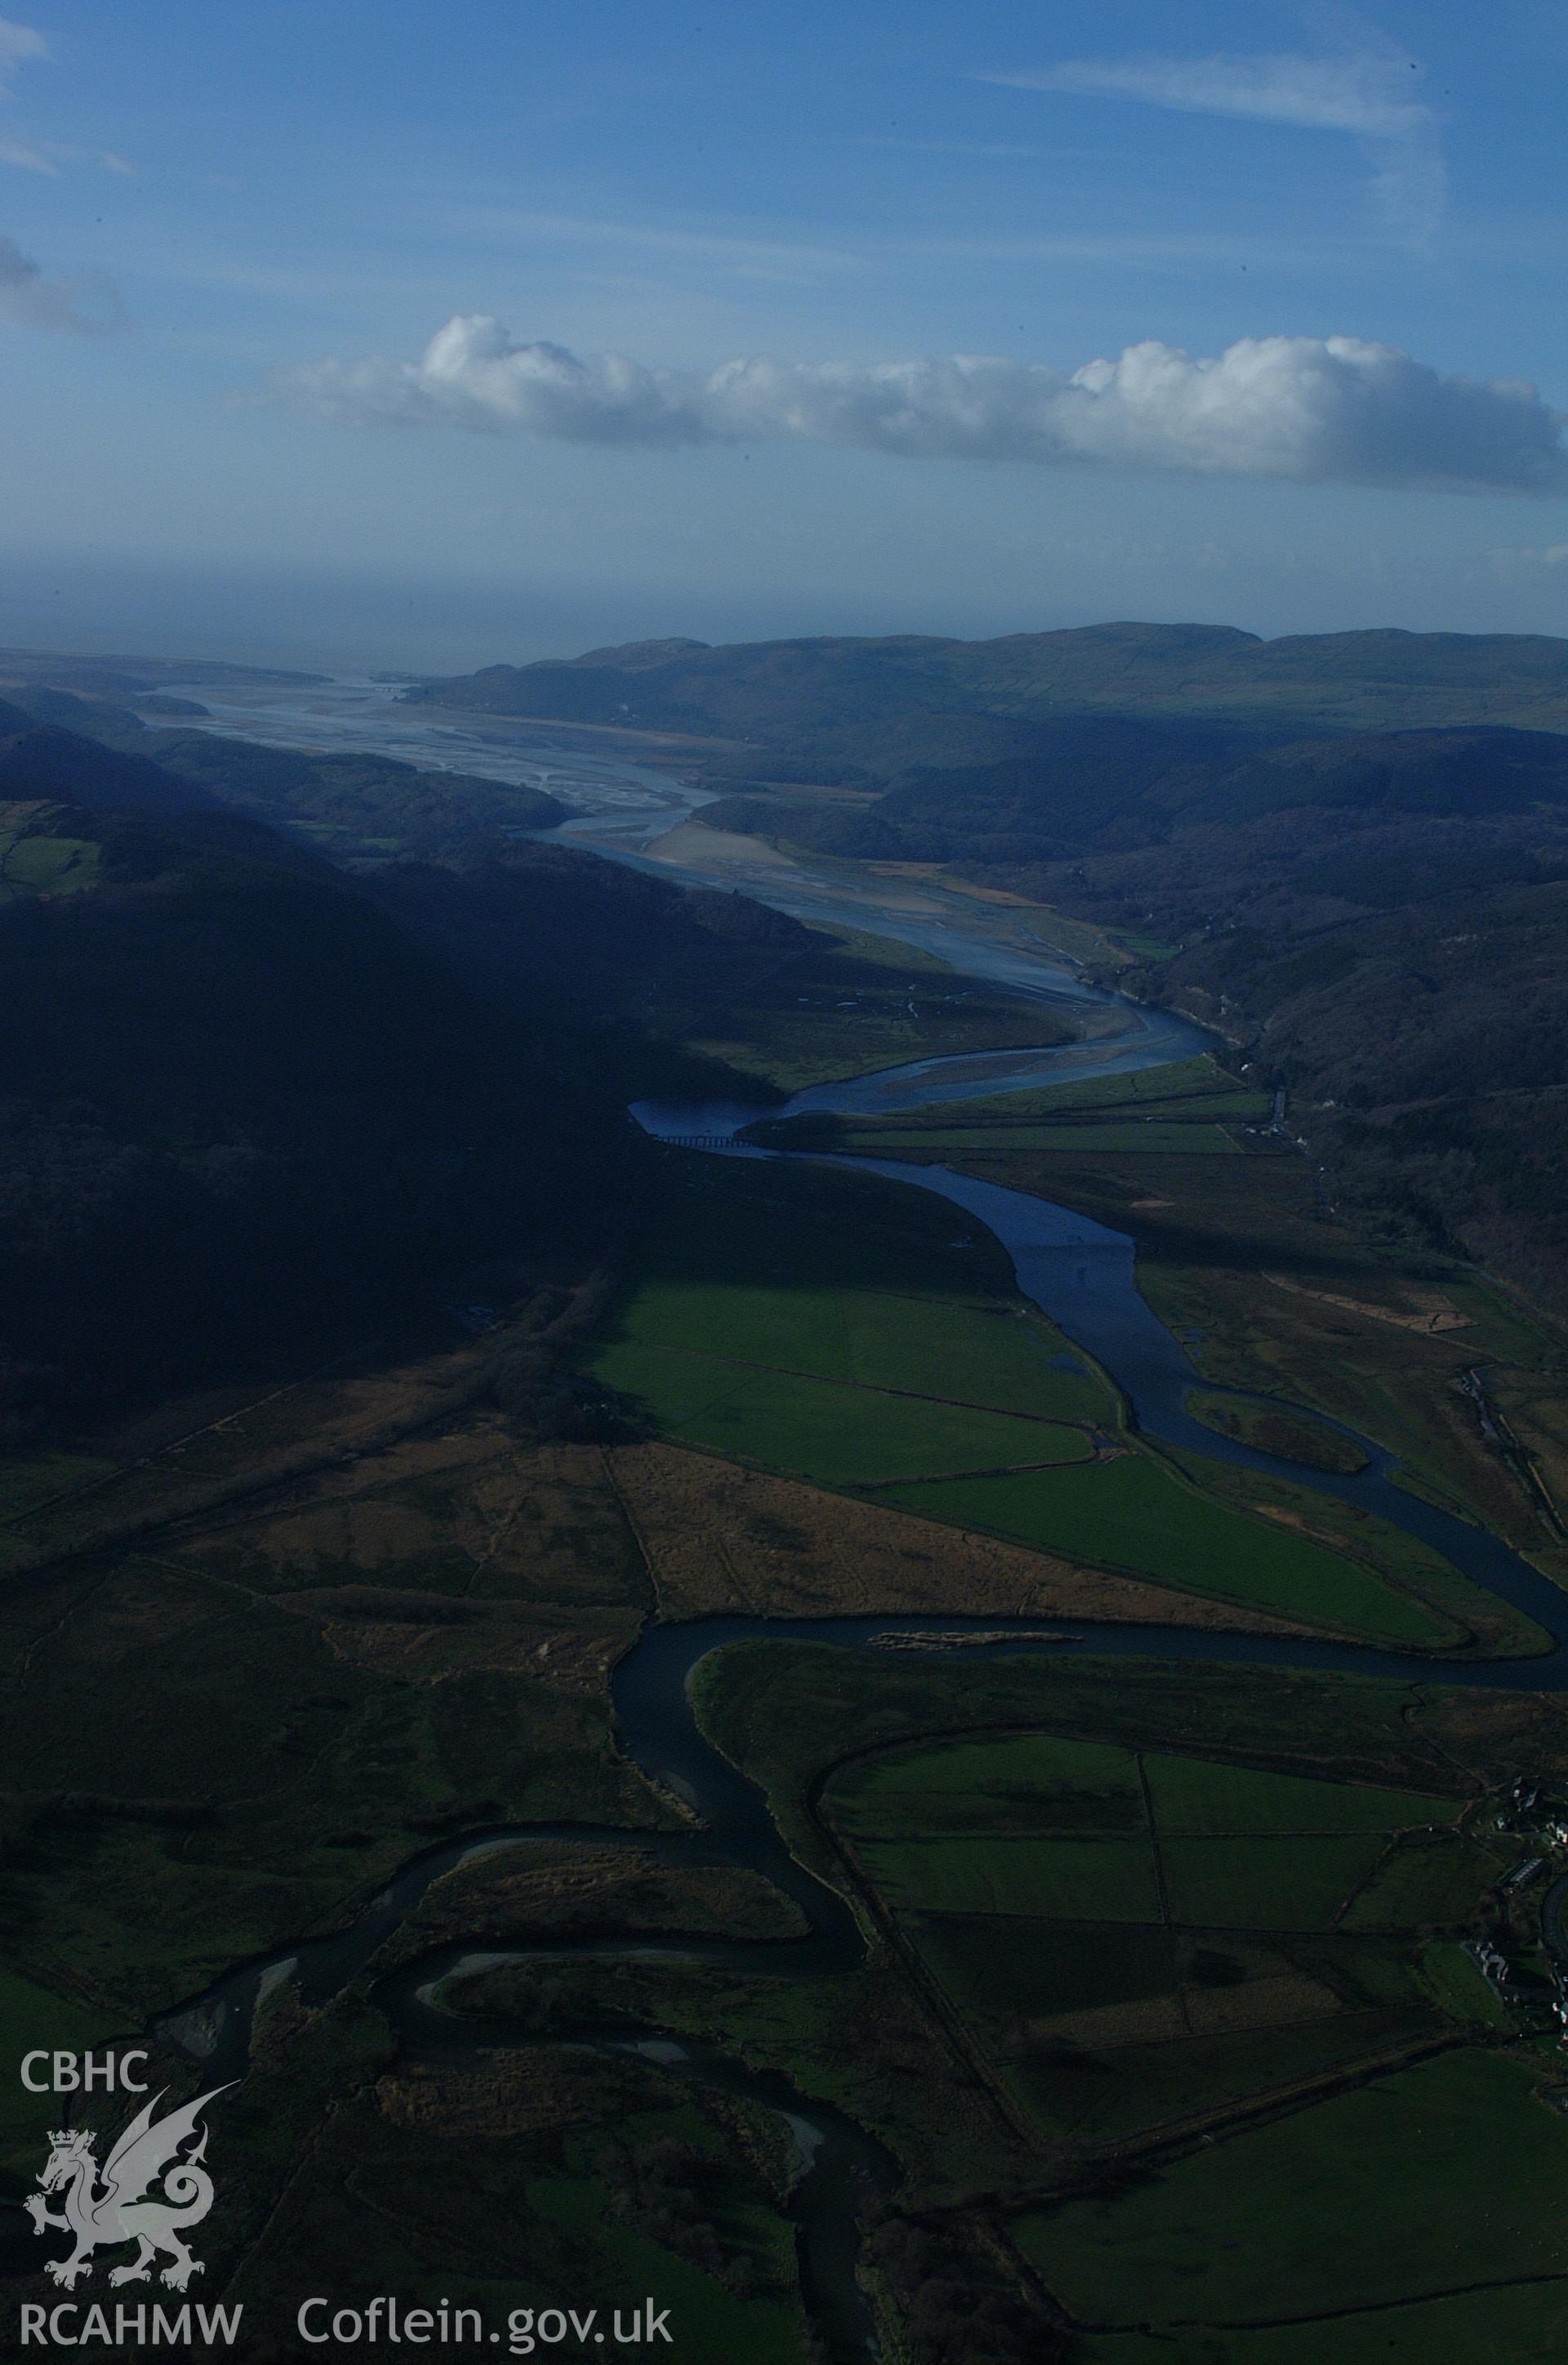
[280,316,1568,496]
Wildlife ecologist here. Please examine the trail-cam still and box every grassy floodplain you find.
[857,1833,1165,1922]
[880,1456,1455,1642]
[591,1349,1094,1488]
[1185,1388,1371,1473]
[586,1159,1479,1644]
[815,1059,1567,1569]
[4,814,1561,2356]
[1085,2283,1568,2365]
[667,918,1071,1091]
[756,1053,1274,1158]
[1018,2050,1568,2334]
[698,1642,1523,2162]
[586,1161,1113,1494]
[826,1730,1466,1934]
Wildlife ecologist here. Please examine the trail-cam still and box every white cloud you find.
[0,23,131,333]
[0,14,43,148]
[979,49,1445,243]
[982,52,1428,138]
[0,130,51,172]
[0,23,135,178]
[277,316,1568,495]
[0,232,119,331]
[0,17,45,85]
[0,135,139,176]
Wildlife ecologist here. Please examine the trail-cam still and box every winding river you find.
[14,679,1568,2355]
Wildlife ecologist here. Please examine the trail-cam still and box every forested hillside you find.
[409,624,1568,1317]
[0,730,803,1440]
[1064,831,1568,1307]
[0,684,569,859]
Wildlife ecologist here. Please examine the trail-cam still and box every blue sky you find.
[2,0,1568,665]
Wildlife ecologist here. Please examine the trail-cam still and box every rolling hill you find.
[405,622,1568,752]
[409,626,1568,1313]
[0,713,835,1441]
[0,697,218,819]
[0,685,572,859]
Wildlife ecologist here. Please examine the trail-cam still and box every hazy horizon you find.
[6,546,1568,681]
[2,3,1568,664]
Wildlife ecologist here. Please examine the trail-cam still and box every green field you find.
[831,1732,1145,1836]
[915,1919,1504,2046]
[764,1052,1274,1158]
[851,1055,1267,1126]
[857,1833,1161,1921]
[1342,1832,1512,1929]
[584,1164,1121,1489]
[1017,2050,1568,2327]
[1144,1755,1462,1835]
[882,1456,1455,1641]
[0,1966,122,2192]
[684,1637,1558,2300]
[0,825,102,902]
[673,920,1066,1090]
[589,1342,1093,1484]
[700,1645,1491,1862]
[1415,1938,1512,2028]
[827,1118,1250,1155]
[1011,2013,1425,2146]
[1085,2278,1568,2364]
[1035,1057,1264,1113]
[589,1159,1477,1642]
[915,1916,1181,2018]
[1160,1833,1388,1927]
[899,1118,1562,1592]
[827,1730,1468,1934]
[589,1168,1110,1423]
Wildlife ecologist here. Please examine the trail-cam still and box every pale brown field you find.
[608,1439,1312,1632]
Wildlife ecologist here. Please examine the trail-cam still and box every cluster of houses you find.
[1465,1930,1567,2017]
[1466,1779,1568,2032]
[1499,1778,1568,1845]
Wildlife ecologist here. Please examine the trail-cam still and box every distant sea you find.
[0,547,1003,678]
[0,549,693,674]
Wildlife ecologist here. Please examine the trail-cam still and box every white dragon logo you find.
[24,2086,233,2291]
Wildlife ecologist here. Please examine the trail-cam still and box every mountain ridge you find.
[403,621,1568,747]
